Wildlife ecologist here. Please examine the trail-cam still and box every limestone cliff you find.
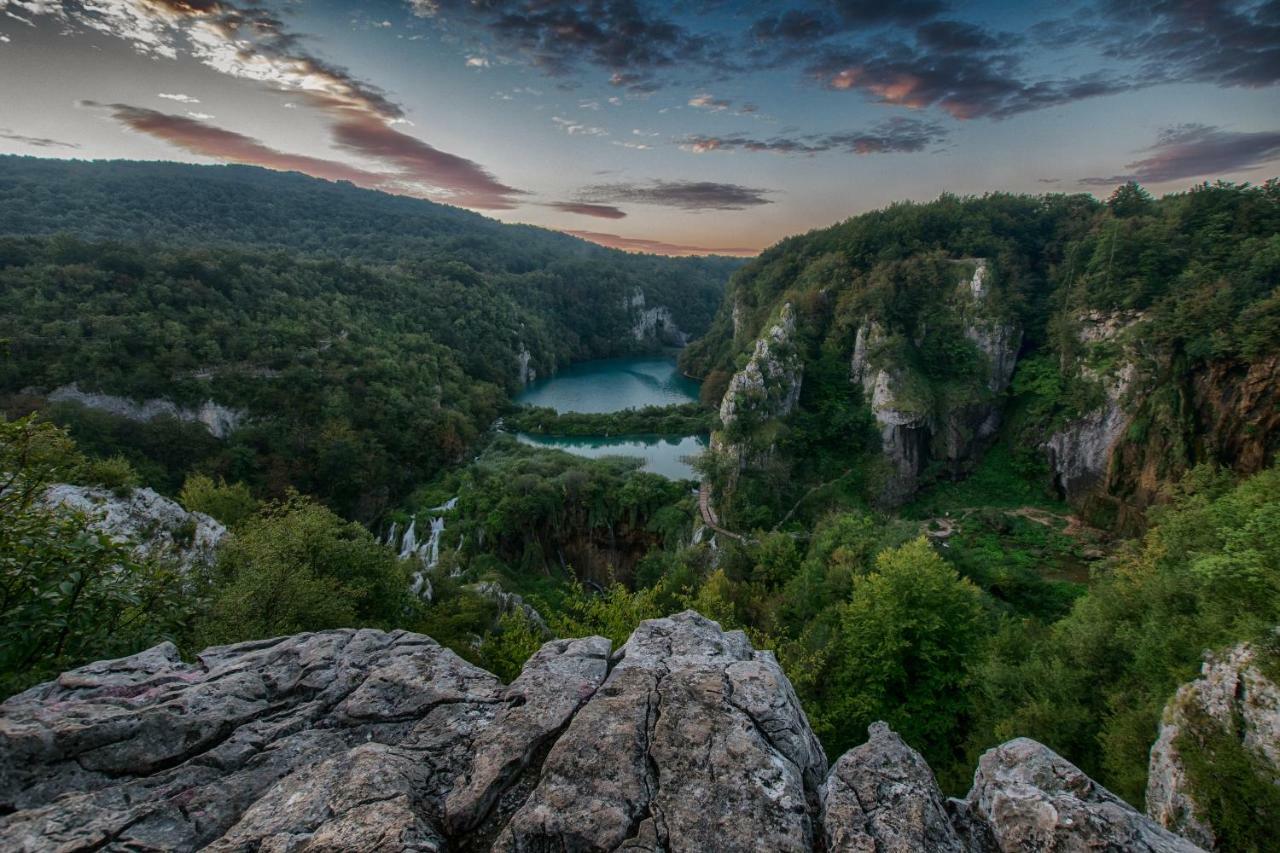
[44,483,226,571]
[48,384,245,439]
[624,288,688,347]
[715,302,803,468]
[1147,640,1280,849]
[852,260,1022,505]
[1045,313,1279,527]
[0,611,1205,852]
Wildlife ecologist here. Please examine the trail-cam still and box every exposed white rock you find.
[1147,640,1280,849]
[1044,310,1146,501]
[853,260,1021,505]
[624,287,688,345]
[43,484,226,570]
[719,303,802,430]
[48,384,244,439]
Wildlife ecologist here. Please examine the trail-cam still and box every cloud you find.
[576,180,774,211]
[81,102,388,186]
[547,201,627,219]
[30,0,524,210]
[552,116,610,137]
[563,229,758,257]
[1053,1,1280,90]
[680,117,948,156]
[465,55,489,67]
[1080,124,1280,186]
[409,0,733,91]
[809,36,1131,119]
[688,92,731,111]
[0,128,80,149]
[158,92,200,103]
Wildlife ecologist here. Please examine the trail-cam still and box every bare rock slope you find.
[0,611,1204,851]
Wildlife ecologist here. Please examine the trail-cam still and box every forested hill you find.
[0,156,741,518]
[0,156,739,354]
[686,181,1280,528]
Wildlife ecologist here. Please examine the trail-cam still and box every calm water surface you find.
[513,357,705,479]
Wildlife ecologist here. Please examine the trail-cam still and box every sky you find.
[0,1,1277,256]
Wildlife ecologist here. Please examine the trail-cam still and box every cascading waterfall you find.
[386,497,458,601]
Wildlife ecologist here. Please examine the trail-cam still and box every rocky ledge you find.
[0,611,1204,852]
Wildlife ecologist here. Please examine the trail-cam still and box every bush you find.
[178,473,259,528]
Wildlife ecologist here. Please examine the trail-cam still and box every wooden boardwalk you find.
[698,481,745,543]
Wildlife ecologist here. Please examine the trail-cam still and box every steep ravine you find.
[1,611,1210,852]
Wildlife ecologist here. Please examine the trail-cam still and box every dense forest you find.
[0,157,739,517]
[2,164,1277,849]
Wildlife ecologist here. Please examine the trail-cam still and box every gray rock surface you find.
[969,738,1203,852]
[1146,641,1280,849]
[1044,310,1145,502]
[716,303,803,467]
[852,260,1022,505]
[0,612,1212,851]
[44,483,227,570]
[48,384,245,439]
[821,721,967,852]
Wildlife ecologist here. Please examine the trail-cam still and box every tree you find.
[178,473,259,529]
[0,415,195,696]
[198,493,410,645]
[818,537,986,766]
[1107,181,1155,218]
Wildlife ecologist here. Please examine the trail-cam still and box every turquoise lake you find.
[513,357,707,480]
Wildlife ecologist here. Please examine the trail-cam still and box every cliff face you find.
[1147,641,1280,849]
[47,384,244,439]
[0,611,1204,852]
[1046,312,1280,527]
[851,260,1022,505]
[715,302,803,468]
[44,484,226,571]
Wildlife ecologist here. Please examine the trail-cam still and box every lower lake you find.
[513,356,706,479]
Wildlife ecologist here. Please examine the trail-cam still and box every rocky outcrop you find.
[716,302,803,467]
[853,260,1022,505]
[625,288,687,346]
[1044,310,1145,505]
[970,738,1202,852]
[1147,641,1280,848]
[48,384,245,439]
[821,721,969,851]
[0,611,1207,852]
[44,483,226,570]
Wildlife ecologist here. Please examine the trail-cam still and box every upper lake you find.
[515,356,702,413]
[513,356,706,480]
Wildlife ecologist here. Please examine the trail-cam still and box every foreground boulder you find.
[1,611,1206,851]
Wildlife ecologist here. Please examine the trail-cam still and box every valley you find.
[0,160,1277,850]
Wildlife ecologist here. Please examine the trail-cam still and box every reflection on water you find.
[516,357,701,413]
[515,432,707,481]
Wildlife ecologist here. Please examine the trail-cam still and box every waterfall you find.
[388,499,457,599]
[691,524,706,546]
[398,517,418,560]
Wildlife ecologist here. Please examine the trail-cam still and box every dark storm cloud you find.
[681,117,948,155]
[547,201,628,219]
[1080,124,1280,186]
[413,0,734,91]
[915,20,1014,54]
[0,129,81,149]
[576,180,774,210]
[808,37,1132,119]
